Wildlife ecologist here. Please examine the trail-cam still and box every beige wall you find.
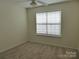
[27,1,79,49]
[0,2,28,53]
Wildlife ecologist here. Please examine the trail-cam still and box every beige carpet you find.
[0,41,78,59]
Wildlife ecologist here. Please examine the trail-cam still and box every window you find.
[36,11,61,37]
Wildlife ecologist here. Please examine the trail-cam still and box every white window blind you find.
[36,11,61,37]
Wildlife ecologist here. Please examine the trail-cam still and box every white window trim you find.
[35,11,62,37]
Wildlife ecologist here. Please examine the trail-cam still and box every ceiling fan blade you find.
[37,0,48,5]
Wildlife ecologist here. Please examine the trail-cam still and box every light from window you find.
[36,11,61,37]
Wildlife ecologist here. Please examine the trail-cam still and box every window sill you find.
[36,33,62,38]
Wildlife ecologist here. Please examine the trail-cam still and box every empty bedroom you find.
[0,0,79,59]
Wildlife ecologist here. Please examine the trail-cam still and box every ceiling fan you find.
[16,0,48,8]
[30,0,48,6]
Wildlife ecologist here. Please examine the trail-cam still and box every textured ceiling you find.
[0,0,69,8]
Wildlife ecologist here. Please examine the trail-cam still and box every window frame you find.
[35,11,62,37]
